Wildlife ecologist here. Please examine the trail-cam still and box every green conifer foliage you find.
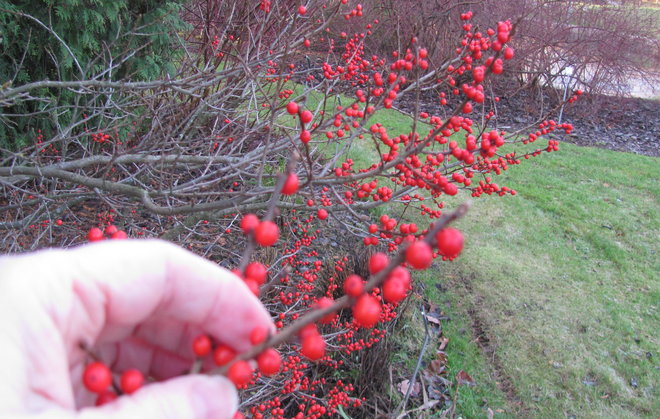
[0,0,189,149]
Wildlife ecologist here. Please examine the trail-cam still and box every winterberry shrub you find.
[0,1,581,416]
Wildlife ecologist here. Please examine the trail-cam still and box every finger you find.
[76,375,237,419]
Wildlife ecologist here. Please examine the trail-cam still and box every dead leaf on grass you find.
[397,379,421,397]
[425,314,441,325]
[438,336,449,350]
[456,370,476,387]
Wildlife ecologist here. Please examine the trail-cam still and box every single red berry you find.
[245,262,267,284]
[120,369,144,395]
[368,252,388,275]
[405,241,433,270]
[382,277,408,303]
[111,230,127,240]
[87,228,104,242]
[249,325,269,345]
[254,221,279,246]
[315,297,337,324]
[257,348,282,376]
[213,344,236,366]
[55,219,63,226]
[503,47,514,60]
[192,334,212,357]
[240,214,259,234]
[83,362,112,393]
[353,294,382,328]
[298,5,307,16]
[104,225,118,236]
[281,173,299,195]
[301,333,326,360]
[227,360,253,387]
[95,390,117,406]
[436,227,464,258]
[388,266,411,288]
[472,66,485,83]
[298,323,319,340]
[300,110,313,124]
[343,274,365,297]
[317,208,328,220]
[233,413,246,419]
[300,129,311,144]
[244,278,260,296]
[286,101,299,115]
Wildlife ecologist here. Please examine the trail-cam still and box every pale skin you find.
[0,239,274,418]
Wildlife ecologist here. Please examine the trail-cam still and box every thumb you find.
[79,375,238,419]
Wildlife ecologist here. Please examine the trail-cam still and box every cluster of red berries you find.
[87,225,127,242]
[82,362,144,406]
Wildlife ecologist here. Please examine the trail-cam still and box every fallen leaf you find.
[425,314,441,325]
[429,359,447,375]
[456,370,476,387]
[397,379,421,397]
[487,408,494,419]
[438,336,449,350]
[435,351,448,363]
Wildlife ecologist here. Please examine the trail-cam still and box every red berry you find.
[240,214,259,234]
[353,294,381,328]
[227,360,253,387]
[503,47,514,60]
[298,5,307,16]
[257,348,282,376]
[95,390,117,406]
[281,173,299,195]
[254,221,279,246]
[368,252,388,275]
[286,101,299,115]
[405,241,433,270]
[249,325,269,345]
[213,344,236,366]
[382,276,408,303]
[343,274,365,297]
[192,334,212,357]
[301,333,326,360]
[300,129,311,144]
[104,225,118,236]
[472,66,485,83]
[436,227,464,258]
[300,110,313,124]
[55,219,63,226]
[87,228,104,242]
[298,323,319,340]
[315,297,337,324]
[120,369,144,394]
[245,262,267,284]
[244,278,260,296]
[317,208,328,220]
[83,362,112,393]
[111,230,127,240]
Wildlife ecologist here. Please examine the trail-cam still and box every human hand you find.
[0,239,274,418]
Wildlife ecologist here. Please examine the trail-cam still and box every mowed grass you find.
[438,142,659,418]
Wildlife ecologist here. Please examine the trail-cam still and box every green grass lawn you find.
[434,142,659,418]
